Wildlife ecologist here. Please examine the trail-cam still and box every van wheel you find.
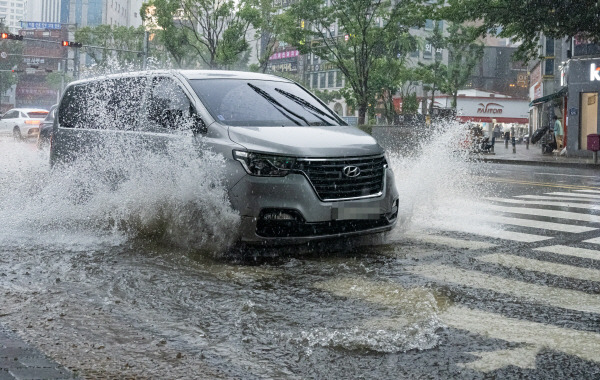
[13,127,23,141]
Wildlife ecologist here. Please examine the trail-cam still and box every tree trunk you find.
[358,104,367,125]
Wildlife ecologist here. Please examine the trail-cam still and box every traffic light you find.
[62,41,83,48]
[1,32,23,40]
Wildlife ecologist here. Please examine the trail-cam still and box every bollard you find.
[512,137,516,154]
[594,151,598,164]
[505,138,509,149]
[526,139,529,150]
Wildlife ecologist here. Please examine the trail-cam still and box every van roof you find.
[68,70,290,86]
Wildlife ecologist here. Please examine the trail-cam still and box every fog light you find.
[260,209,303,221]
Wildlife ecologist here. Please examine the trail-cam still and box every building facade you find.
[0,0,25,33]
[529,35,600,156]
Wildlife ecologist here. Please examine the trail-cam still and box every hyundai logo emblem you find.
[342,165,361,178]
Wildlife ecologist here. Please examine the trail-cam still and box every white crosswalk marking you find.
[487,197,600,212]
[583,237,600,245]
[316,278,600,369]
[545,192,600,200]
[406,264,600,314]
[481,214,597,233]
[440,306,600,365]
[574,190,600,194]
[516,195,595,202]
[484,203,600,223]
[428,223,551,243]
[398,232,497,250]
[478,253,600,282]
[534,245,600,260]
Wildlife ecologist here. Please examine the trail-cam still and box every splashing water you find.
[0,137,240,255]
[388,119,498,235]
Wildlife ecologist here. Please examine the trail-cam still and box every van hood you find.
[227,126,384,157]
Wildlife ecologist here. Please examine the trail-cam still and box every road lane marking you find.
[406,264,600,314]
[478,253,600,282]
[545,192,600,200]
[317,277,600,369]
[428,224,551,243]
[487,197,600,211]
[441,306,600,365]
[487,178,600,191]
[516,195,595,202]
[534,245,600,260]
[575,190,600,194]
[484,203,600,223]
[399,232,497,250]
[534,173,599,179]
[481,214,597,233]
[583,237,600,245]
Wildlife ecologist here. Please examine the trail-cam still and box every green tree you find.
[441,0,600,61]
[439,22,483,109]
[75,25,146,68]
[278,0,430,124]
[142,1,193,67]
[0,20,22,111]
[146,0,256,69]
[370,31,418,124]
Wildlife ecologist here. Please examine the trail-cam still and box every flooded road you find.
[1,131,599,379]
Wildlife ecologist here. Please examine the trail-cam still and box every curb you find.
[478,157,600,170]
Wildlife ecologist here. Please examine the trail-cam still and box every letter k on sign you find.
[591,64,600,81]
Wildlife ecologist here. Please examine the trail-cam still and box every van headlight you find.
[233,150,296,177]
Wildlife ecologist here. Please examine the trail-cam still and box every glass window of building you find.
[327,71,335,88]
[336,71,343,87]
[311,73,318,88]
[545,38,555,57]
[319,72,326,88]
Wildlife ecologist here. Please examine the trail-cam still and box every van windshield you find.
[188,79,346,127]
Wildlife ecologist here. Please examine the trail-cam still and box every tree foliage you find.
[278,0,430,124]
[75,25,146,68]
[441,0,600,61]
[439,22,483,109]
[0,20,23,109]
[145,0,256,69]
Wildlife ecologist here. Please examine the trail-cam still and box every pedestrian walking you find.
[553,115,564,151]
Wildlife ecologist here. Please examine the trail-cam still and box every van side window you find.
[58,77,146,130]
[145,77,194,131]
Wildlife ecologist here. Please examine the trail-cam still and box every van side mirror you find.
[191,113,207,135]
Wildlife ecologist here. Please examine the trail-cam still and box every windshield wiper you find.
[275,88,341,125]
[247,83,309,126]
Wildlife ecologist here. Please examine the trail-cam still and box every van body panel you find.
[227,126,383,157]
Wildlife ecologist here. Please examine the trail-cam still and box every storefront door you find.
[580,92,598,149]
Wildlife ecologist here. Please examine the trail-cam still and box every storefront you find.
[562,57,600,154]
[437,91,530,137]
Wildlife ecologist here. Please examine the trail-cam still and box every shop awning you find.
[529,87,568,107]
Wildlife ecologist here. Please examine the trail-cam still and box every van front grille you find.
[293,155,386,201]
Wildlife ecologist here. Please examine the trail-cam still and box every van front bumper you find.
[228,168,399,245]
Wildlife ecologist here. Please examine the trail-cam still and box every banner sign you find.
[20,21,62,30]
[269,50,299,61]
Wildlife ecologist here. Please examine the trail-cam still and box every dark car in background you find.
[36,105,57,149]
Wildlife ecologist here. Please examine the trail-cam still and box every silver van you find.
[50,70,399,245]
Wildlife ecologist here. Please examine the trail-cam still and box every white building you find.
[26,0,61,23]
[0,0,26,32]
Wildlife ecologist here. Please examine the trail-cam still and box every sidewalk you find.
[478,141,600,169]
[0,326,77,379]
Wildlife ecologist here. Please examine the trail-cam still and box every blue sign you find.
[20,21,62,30]
[569,107,578,116]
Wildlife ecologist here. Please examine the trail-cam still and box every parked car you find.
[36,105,57,149]
[0,108,49,140]
[50,70,400,246]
